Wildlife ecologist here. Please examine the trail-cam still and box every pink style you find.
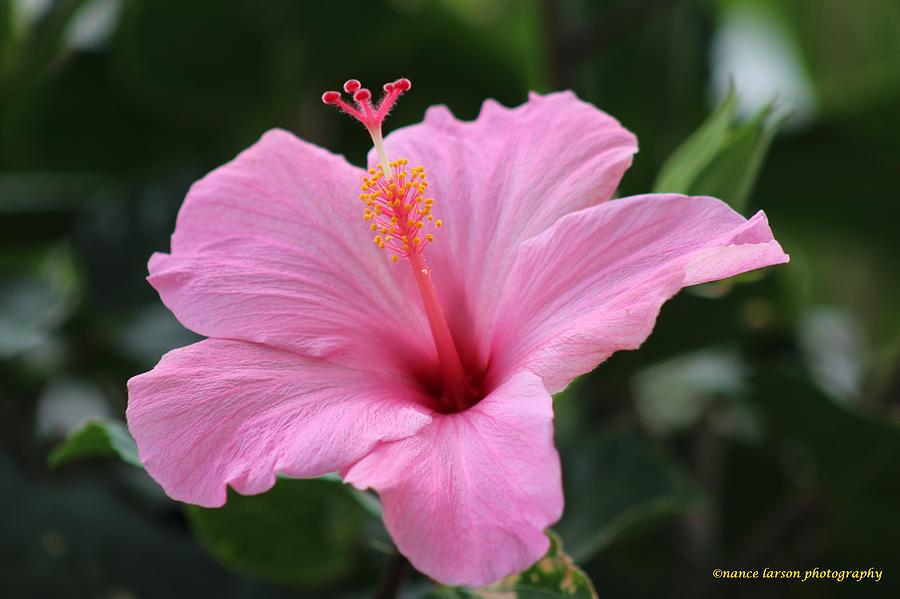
[126,78,788,587]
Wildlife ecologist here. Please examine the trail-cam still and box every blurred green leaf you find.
[653,85,781,212]
[556,429,699,563]
[0,172,100,214]
[187,477,373,589]
[429,531,597,598]
[632,348,763,441]
[48,418,141,468]
[747,0,900,117]
[689,104,781,213]
[0,0,88,88]
[1,450,267,599]
[0,0,12,71]
[0,244,80,359]
[654,84,740,195]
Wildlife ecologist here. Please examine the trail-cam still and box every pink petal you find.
[151,129,432,371]
[344,371,563,587]
[126,339,433,508]
[376,92,638,373]
[489,194,790,392]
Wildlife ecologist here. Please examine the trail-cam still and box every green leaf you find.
[0,244,80,359]
[428,531,597,598]
[0,0,89,88]
[653,85,782,212]
[632,348,757,439]
[555,429,699,563]
[48,418,141,468]
[688,103,781,213]
[186,477,373,589]
[49,421,384,587]
[654,83,740,195]
[0,0,12,73]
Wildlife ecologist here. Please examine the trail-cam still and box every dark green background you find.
[2,0,899,597]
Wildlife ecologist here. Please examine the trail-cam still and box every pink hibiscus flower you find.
[126,78,788,586]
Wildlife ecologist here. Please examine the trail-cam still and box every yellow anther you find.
[356,160,439,259]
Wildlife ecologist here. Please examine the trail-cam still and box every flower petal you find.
[344,371,563,587]
[126,339,432,508]
[490,194,790,392]
[151,129,432,371]
[377,92,637,372]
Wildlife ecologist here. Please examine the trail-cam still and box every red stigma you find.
[321,77,413,132]
[321,91,341,104]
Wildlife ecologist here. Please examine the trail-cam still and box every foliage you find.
[3,0,900,597]
[186,478,375,589]
[430,532,597,598]
[653,84,781,213]
[556,429,698,563]
[48,417,140,467]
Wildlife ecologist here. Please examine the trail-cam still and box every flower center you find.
[323,78,477,412]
